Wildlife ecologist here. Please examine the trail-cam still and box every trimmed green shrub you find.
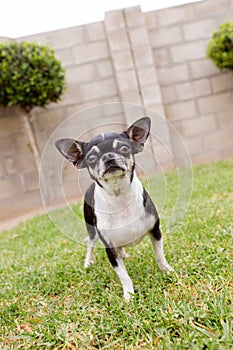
[0,41,65,111]
[207,21,233,70]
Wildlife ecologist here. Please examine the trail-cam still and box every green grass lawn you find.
[0,160,232,349]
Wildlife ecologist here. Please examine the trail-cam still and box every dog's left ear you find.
[125,116,151,153]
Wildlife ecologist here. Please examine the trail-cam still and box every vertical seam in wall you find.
[122,9,161,171]
[103,15,127,125]
[122,9,145,107]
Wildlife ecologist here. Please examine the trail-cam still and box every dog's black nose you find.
[102,153,115,162]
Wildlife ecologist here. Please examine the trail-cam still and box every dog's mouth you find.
[103,164,125,175]
[100,162,127,179]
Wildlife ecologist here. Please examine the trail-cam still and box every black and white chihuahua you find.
[55,117,173,301]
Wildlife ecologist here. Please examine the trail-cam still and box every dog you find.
[55,117,173,301]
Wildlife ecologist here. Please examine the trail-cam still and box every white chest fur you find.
[94,174,155,247]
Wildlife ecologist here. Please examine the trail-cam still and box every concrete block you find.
[105,10,125,31]
[86,22,106,42]
[96,59,114,78]
[55,48,73,67]
[153,48,171,67]
[145,11,158,30]
[211,73,233,93]
[204,129,233,150]
[157,4,195,27]
[116,70,138,91]
[4,157,17,174]
[124,6,144,27]
[0,174,23,199]
[146,104,165,116]
[33,107,67,130]
[197,92,233,114]
[0,135,15,156]
[141,85,162,106]
[184,136,203,155]
[120,90,142,104]
[23,171,39,191]
[222,145,233,160]
[174,115,218,138]
[65,104,85,117]
[16,153,36,173]
[134,46,154,68]
[171,41,206,63]
[183,19,217,41]
[153,143,173,165]
[129,26,150,46]
[157,64,190,85]
[175,79,211,101]
[66,64,96,84]
[149,26,182,48]
[81,79,117,101]
[72,41,109,64]
[217,111,233,129]
[190,59,219,78]
[111,49,134,71]
[194,0,230,17]
[138,67,158,86]
[63,181,82,200]
[0,108,23,137]
[16,33,50,46]
[107,28,130,51]
[60,83,83,106]
[161,86,177,103]
[48,26,85,49]
[191,150,222,166]
[165,100,197,121]
[0,190,42,221]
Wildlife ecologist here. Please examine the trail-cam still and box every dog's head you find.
[55,117,151,186]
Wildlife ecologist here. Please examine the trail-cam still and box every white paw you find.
[124,289,134,302]
[119,248,130,259]
[157,260,174,273]
[84,259,94,268]
[122,252,130,259]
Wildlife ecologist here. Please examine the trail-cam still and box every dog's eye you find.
[87,154,98,164]
[119,144,130,153]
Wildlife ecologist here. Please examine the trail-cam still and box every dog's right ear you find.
[55,138,86,168]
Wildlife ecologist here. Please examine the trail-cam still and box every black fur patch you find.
[105,247,118,267]
[84,183,97,240]
[150,224,162,241]
[142,188,158,218]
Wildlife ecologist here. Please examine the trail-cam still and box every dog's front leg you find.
[84,236,96,268]
[149,225,173,272]
[105,246,134,301]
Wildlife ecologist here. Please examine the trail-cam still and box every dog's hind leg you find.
[119,247,130,259]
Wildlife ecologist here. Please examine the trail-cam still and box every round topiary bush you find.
[0,41,66,169]
[0,41,66,111]
[207,21,233,70]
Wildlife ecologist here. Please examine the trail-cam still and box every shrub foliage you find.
[0,41,65,111]
[207,22,233,70]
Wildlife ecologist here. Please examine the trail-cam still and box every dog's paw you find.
[119,248,130,259]
[84,260,94,268]
[157,261,174,273]
[124,290,134,302]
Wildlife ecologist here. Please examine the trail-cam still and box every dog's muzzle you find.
[99,153,127,178]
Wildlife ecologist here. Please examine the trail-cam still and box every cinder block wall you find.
[0,0,233,221]
[146,0,233,164]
